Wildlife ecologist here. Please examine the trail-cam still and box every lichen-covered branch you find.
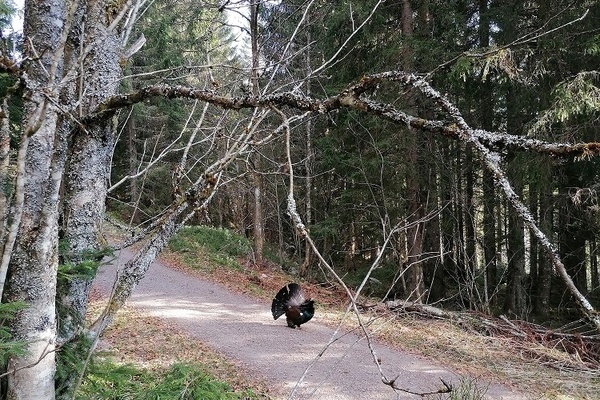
[90,173,217,336]
[90,69,600,333]
[403,74,600,332]
[94,73,600,160]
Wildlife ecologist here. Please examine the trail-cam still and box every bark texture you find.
[91,174,217,335]
[3,1,67,398]
[58,0,122,345]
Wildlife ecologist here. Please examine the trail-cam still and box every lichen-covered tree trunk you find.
[2,1,67,398]
[5,118,64,400]
[58,0,123,346]
[2,1,129,398]
[0,98,10,236]
[4,109,64,400]
[91,173,217,335]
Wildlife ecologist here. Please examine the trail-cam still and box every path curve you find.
[92,249,528,400]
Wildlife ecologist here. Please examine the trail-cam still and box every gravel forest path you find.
[92,248,528,400]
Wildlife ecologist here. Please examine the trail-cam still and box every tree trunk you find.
[249,1,264,264]
[437,144,455,301]
[591,239,599,291]
[1,1,129,398]
[5,109,63,400]
[533,180,553,318]
[455,145,467,301]
[528,184,539,301]
[0,98,10,238]
[252,181,265,264]
[560,190,588,294]
[504,139,527,316]
[477,0,497,309]
[464,146,476,306]
[57,0,123,347]
[2,1,68,398]
[58,122,115,344]
[482,169,497,305]
[399,0,425,301]
[300,30,313,276]
[127,105,141,225]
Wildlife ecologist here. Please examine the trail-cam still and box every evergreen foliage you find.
[109,0,237,222]
[102,0,600,324]
[0,302,27,366]
[78,360,257,400]
[233,0,600,319]
[0,302,27,395]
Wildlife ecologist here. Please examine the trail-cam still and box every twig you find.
[275,107,451,398]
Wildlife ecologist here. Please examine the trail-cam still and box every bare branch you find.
[92,75,600,160]
[403,73,600,332]
[428,7,590,76]
[275,107,451,397]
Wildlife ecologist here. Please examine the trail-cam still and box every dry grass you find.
[86,301,274,398]
[156,249,600,400]
[94,223,598,400]
[371,315,598,399]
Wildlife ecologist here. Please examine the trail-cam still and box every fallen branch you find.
[92,74,600,160]
[380,300,600,372]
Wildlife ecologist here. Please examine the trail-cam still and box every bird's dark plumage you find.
[271,283,314,328]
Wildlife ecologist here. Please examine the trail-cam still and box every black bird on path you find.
[271,283,314,328]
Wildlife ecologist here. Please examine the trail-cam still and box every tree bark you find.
[533,180,553,318]
[300,30,313,276]
[477,0,497,309]
[249,1,264,264]
[2,1,68,398]
[5,109,63,400]
[464,146,476,306]
[127,103,141,225]
[0,97,10,240]
[503,81,527,318]
[58,0,123,347]
[504,177,526,318]
[399,0,425,301]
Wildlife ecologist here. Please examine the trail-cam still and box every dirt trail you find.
[92,249,528,400]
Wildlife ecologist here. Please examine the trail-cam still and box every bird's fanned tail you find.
[271,283,314,328]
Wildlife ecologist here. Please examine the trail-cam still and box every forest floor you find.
[88,245,599,399]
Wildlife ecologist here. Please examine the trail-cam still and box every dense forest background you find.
[1,0,600,397]
[105,0,600,325]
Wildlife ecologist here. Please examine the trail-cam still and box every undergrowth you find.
[79,360,257,399]
[440,377,488,400]
[161,225,600,399]
[0,302,27,365]
[168,226,252,270]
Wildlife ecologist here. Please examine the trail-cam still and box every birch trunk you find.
[2,1,130,398]
[2,1,68,398]
[5,107,63,400]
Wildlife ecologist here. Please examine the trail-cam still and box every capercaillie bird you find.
[271,283,314,328]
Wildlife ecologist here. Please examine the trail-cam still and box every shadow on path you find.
[92,249,528,400]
